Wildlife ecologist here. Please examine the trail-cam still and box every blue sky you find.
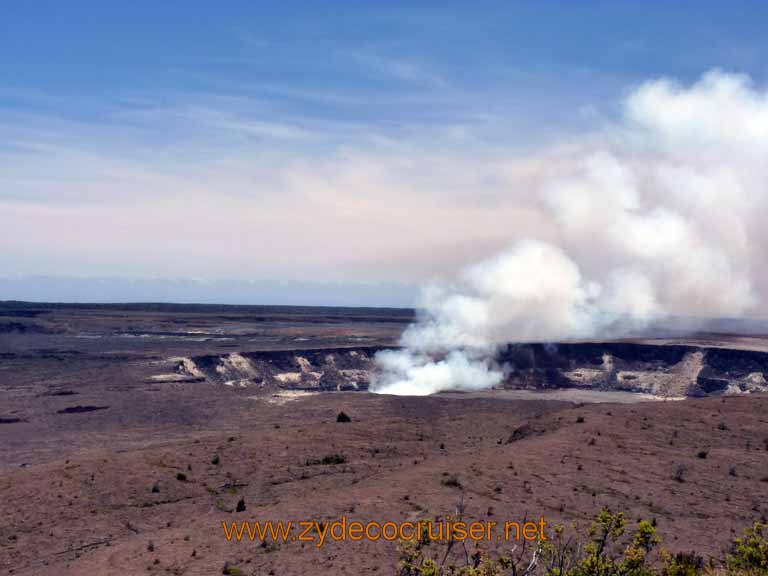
[2,1,768,306]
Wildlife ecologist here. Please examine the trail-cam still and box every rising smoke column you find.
[372,70,767,396]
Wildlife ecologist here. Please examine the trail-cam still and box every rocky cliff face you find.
[498,342,768,397]
[171,342,768,397]
[173,346,384,391]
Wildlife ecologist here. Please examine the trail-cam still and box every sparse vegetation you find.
[176,472,187,481]
[397,508,768,576]
[662,551,704,576]
[440,474,462,489]
[305,453,346,466]
[222,562,243,575]
[211,454,220,465]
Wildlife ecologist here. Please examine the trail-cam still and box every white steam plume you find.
[372,70,767,396]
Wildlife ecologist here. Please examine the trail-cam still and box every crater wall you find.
[169,342,768,397]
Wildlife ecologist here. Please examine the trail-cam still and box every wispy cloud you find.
[347,51,448,87]
[171,106,318,141]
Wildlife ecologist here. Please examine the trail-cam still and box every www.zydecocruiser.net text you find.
[222,516,548,547]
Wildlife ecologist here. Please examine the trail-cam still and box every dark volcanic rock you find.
[703,347,768,378]
[56,405,110,414]
[0,417,24,424]
[695,377,730,395]
[336,411,352,423]
[0,321,32,333]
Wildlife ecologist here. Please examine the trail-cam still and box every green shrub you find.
[661,551,703,576]
[222,562,243,575]
[727,522,768,573]
[395,508,768,576]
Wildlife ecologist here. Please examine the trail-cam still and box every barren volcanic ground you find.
[1,303,767,575]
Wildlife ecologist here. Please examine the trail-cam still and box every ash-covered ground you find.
[1,302,767,575]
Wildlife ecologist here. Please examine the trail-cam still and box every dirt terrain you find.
[1,303,767,575]
[0,303,411,467]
